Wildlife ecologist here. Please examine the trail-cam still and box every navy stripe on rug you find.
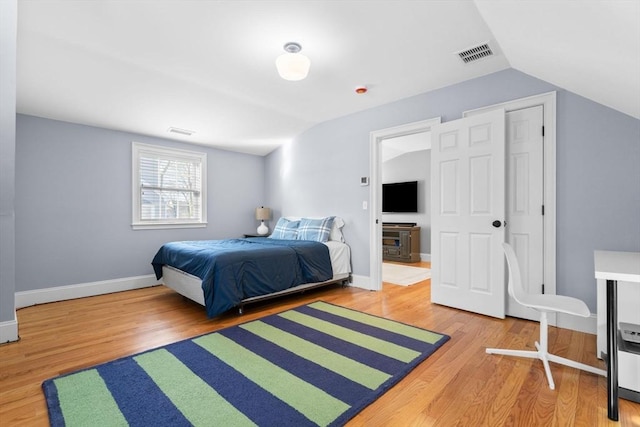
[167,339,316,426]
[219,323,371,405]
[43,301,450,427]
[297,304,439,353]
[260,314,406,375]
[97,357,191,426]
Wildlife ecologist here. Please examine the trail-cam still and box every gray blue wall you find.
[0,0,17,328]
[265,68,640,311]
[15,115,265,291]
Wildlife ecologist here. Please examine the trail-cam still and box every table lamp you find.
[255,207,271,235]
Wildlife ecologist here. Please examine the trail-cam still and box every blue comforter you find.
[152,238,333,317]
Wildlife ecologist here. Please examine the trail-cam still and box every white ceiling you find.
[16,1,639,156]
[382,132,431,164]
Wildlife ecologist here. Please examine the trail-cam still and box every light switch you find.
[362,201,368,210]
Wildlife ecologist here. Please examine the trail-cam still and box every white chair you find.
[486,242,606,390]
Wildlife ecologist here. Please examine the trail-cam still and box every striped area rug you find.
[43,301,449,426]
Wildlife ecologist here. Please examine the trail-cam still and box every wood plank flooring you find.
[1,262,639,426]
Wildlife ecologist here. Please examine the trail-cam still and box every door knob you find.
[492,220,502,228]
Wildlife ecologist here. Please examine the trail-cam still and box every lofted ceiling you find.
[382,132,432,164]
[16,1,639,156]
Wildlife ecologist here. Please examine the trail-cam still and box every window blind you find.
[132,142,206,228]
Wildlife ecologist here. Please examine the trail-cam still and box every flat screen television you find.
[382,181,418,213]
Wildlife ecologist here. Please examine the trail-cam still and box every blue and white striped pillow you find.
[269,218,300,240]
[297,217,335,242]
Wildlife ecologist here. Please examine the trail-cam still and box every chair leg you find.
[535,341,556,390]
[537,312,606,378]
[536,313,555,389]
[486,348,539,359]
[546,353,607,377]
[486,344,556,390]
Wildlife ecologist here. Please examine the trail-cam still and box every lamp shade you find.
[276,42,310,81]
[276,53,310,81]
[255,207,271,221]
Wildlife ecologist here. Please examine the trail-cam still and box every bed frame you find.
[236,273,351,314]
[162,265,351,315]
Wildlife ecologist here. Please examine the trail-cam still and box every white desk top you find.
[594,251,640,283]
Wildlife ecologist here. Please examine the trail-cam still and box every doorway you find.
[381,132,432,263]
[369,118,441,291]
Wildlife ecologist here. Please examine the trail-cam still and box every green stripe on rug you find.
[53,369,127,426]
[194,332,349,426]
[279,310,420,363]
[241,320,391,389]
[309,301,443,344]
[134,349,256,427]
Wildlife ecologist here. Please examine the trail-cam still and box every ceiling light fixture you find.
[276,42,310,81]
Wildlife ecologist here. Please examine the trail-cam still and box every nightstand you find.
[243,233,270,238]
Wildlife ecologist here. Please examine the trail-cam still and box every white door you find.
[431,109,507,318]
[506,106,544,320]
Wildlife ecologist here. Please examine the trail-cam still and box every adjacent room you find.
[1,1,639,425]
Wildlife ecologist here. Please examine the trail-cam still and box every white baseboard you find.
[557,312,597,335]
[420,253,431,262]
[0,312,19,344]
[349,274,372,290]
[15,275,160,309]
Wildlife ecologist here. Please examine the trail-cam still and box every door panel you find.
[469,233,491,292]
[440,232,458,287]
[470,155,493,214]
[440,160,459,214]
[506,106,544,320]
[431,109,506,318]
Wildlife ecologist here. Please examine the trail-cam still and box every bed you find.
[151,216,351,317]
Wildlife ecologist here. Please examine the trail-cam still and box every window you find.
[132,142,207,229]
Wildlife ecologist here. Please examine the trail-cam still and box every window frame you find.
[131,142,207,230]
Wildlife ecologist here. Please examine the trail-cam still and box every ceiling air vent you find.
[457,43,494,64]
[168,127,195,136]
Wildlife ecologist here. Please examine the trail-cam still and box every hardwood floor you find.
[1,262,639,426]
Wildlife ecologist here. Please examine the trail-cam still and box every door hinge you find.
[542,284,545,294]
[542,204,545,215]
[542,126,545,137]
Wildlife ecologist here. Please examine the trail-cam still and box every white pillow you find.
[330,216,345,242]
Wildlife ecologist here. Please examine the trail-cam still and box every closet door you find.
[505,106,544,321]
[431,109,506,318]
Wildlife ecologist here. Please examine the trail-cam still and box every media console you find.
[382,223,420,263]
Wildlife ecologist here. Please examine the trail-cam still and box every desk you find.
[594,250,640,421]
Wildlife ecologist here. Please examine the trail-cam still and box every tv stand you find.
[382,224,420,263]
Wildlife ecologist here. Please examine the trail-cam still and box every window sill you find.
[132,222,207,230]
